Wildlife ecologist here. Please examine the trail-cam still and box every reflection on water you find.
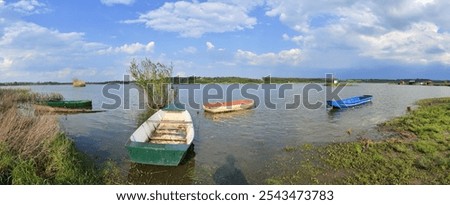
[213,155,248,185]
[127,145,196,185]
[327,102,374,121]
[203,110,253,122]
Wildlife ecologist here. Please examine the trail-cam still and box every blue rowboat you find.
[327,95,373,109]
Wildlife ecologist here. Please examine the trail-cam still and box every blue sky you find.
[1,0,450,82]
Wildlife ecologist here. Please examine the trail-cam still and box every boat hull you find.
[125,141,190,166]
[327,95,373,109]
[126,108,194,166]
[44,100,92,109]
[203,99,254,113]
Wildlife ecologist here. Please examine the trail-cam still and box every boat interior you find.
[149,111,192,144]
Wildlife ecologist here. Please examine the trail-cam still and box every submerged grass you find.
[268,97,450,185]
[0,88,122,185]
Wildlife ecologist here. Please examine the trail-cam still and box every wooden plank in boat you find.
[147,120,193,124]
[155,129,185,135]
[150,134,187,142]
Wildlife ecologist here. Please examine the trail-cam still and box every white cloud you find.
[175,72,186,77]
[0,20,151,81]
[0,21,101,72]
[206,41,215,50]
[100,0,134,6]
[235,48,302,66]
[360,22,450,64]
[264,0,450,66]
[208,0,265,11]
[6,0,48,14]
[182,46,197,54]
[0,57,13,71]
[124,1,257,38]
[53,67,98,79]
[98,42,155,54]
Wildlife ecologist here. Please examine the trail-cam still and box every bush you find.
[129,58,173,109]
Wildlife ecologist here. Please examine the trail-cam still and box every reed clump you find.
[0,107,59,159]
[129,58,173,109]
[0,88,121,184]
[73,78,86,87]
[0,88,63,109]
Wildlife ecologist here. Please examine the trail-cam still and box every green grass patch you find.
[0,143,14,184]
[45,133,100,184]
[12,159,46,185]
[283,146,296,152]
[0,133,123,185]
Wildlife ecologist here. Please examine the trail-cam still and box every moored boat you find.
[327,95,373,109]
[203,99,254,113]
[125,106,194,166]
[44,100,92,109]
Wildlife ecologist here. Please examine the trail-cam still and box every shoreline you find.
[268,97,449,185]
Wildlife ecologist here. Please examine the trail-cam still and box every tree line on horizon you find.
[1,77,448,86]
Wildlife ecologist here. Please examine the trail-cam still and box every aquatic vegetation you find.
[0,88,63,112]
[129,58,173,109]
[72,78,86,87]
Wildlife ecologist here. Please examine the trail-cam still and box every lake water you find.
[24,83,450,184]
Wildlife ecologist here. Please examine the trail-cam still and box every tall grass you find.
[0,88,63,112]
[0,88,122,184]
[129,58,173,109]
[0,88,61,159]
[0,107,59,159]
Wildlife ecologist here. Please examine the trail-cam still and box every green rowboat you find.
[125,107,194,166]
[44,100,92,109]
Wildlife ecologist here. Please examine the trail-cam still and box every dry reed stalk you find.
[0,88,60,160]
[0,107,59,159]
[73,79,86,87]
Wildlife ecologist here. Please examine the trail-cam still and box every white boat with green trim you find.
[125,105,194,166]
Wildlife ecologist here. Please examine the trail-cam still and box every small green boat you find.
[125,107,194,166]
[44,100,92,109]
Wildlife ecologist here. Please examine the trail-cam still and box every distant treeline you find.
[0,80,131,86]
[0,81,71,86]
[262,77,324,83]
[172,76,263,84]
[172,76,450,84]
[350,78,449,84]
[171,76,326,84]
[1,77,449,86]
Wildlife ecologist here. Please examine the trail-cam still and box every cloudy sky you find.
[1,0,450,82]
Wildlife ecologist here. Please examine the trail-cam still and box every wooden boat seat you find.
[155,128,185,135]
[146,117,190,143]
[150,134,187,142]
[148,120,193,124]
